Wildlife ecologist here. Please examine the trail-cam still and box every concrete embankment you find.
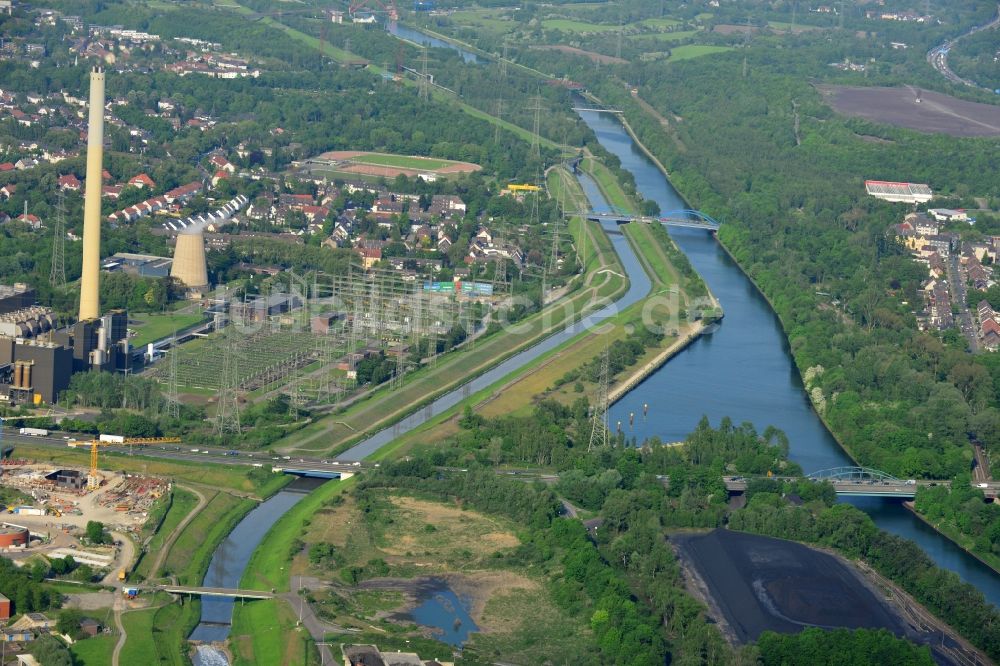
[608,324,705,406]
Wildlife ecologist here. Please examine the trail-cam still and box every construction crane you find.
[86,437,182,490]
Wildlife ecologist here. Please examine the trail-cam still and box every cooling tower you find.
[78,67,106,321]
[171,231,209,289]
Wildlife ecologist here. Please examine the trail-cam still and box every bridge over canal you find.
[723,467,950,499]
[575,208,721,232]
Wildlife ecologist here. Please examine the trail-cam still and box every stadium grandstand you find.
[865,180,933,204]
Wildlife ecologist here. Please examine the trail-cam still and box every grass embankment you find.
[667,44,733,61]
[119,598,200,666]
[12,443,289,497]
[241,479,353,592]
[229,479,352,665]
[230,599,318,666]
[129,312,205,348]
[69,635,117,666]
[163,491,256,585]
[133,487,199,580]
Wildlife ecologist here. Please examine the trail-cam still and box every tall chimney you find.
[78,67,106,321]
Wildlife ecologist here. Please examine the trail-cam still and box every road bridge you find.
[722,467,950,499]
[155,585,274,600]
[575,209,721,231]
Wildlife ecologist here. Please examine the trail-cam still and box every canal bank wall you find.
[602,90,1000,581]
[608,324,704,406]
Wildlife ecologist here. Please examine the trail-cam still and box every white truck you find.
[99,434,126,444]
[19,427,48,437]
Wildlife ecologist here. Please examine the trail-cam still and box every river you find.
[386,21,480,64]
[575,108,1000,607]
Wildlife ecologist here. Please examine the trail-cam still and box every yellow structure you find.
[79,67,106,321]
[506,184,541,192]
[170,231,209,289]
[86,436,181,489]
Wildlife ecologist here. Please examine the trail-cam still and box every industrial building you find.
[0,284,35,315]
[45,468,86,490]
[865,180,934,204]
[102,252,173,278]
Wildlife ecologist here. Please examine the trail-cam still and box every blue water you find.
[387,22,480,63]
[408,583,478,646]
[575,108,1000,607]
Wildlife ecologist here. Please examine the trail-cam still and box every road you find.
[947,250,979,353]
[927,7,1000,91]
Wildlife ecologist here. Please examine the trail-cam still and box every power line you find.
[164,331,180,420]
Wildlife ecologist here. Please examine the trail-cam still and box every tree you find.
[85,520,108,545]
[56,608,83,637]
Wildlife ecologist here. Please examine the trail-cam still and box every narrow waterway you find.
[576,109,1000,606]
[386,21,480,63]
[189,477,326,663]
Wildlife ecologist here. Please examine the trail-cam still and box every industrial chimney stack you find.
[78,67,105,322]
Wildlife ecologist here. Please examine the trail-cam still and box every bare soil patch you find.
[817,84,1000,137]
[531,44,628,65]
[714,24,758,35]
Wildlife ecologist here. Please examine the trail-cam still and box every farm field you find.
[668,44,733,61]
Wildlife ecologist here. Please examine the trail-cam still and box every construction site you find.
[0,452,169,578]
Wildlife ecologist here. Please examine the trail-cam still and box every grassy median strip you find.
[230,598,317,666]
[119,598,200,666]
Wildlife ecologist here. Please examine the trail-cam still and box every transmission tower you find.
[494,96,504,143]
[587,345,610,451]
[616,16,623,60]
[419,48,430,101]
[50,190,66,287]
[164,332,180,420]
[500,41,509,77]
[529,94,543,158]
[215,331,242,435]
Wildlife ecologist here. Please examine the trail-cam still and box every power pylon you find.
[500,41,509,77]
[50,190,66,287]
[215,330,242,435]
[164,332,180,420]
[494,96,504,143]
[419,48,430,101]
[588,345,610,451]
[529,94,543,158]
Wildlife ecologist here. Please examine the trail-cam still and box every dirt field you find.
[314,151,481,176]
[817,84,1000,137]
[531,45,628,65]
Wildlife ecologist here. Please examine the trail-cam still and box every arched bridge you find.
[721,467,949,499]
[576,208,721,232]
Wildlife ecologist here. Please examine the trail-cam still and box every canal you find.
[576,108,1000,607]
[386,21,480,64]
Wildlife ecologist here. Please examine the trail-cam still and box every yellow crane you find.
[87,437,182,489]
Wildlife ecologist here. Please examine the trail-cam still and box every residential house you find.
[57,173,81,191]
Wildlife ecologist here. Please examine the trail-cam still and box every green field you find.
[129,312,206,348]
[119,600,199,666]
[163,491,256,585]
[542,18,620,33]
[667,44,733,61]
[230,599,318,665]
[70,634,117,666]
[133,487,199,580]
[639,17,681,29]
[352,153,458,170]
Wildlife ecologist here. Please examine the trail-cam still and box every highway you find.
[926,8,1000,91]
[1,431,373,477]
